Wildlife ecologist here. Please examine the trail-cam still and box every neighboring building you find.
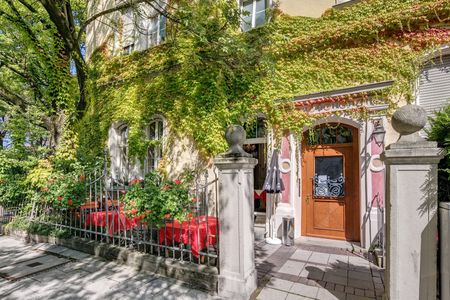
[86,0,450,250]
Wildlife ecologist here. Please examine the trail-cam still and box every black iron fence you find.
[6,170,219,268]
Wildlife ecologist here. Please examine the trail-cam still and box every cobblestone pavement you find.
[253,240,385,300]
[0,236,217,300]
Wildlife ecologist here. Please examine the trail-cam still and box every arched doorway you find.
[301,123,360,241]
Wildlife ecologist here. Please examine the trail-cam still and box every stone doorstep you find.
[6,229,218,293]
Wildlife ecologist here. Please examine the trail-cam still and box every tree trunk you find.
[44,113,65,149]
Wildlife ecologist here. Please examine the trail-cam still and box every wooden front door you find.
[301,124,360,241]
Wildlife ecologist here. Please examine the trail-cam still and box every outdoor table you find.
[159,216,218,258]
[85,211,140,235]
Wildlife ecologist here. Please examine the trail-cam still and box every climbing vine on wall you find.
[79,0,450,164]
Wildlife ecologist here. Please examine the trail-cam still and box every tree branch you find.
[77,0,151,42]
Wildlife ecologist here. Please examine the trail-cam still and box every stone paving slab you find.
[254,240,385,300]
[0,254,69,280]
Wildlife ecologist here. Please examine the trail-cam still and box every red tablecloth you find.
[85,211,140,235]
[254,191,267,210]
[159,216,218,258]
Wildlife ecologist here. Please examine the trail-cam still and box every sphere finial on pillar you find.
[391,104,427,144]
[221,125,252,158]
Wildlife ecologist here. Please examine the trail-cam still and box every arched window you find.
[305,124,353,146]
[145,116,164,173]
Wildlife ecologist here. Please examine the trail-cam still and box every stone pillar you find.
[382,105,444,300]
[214,125,258,300]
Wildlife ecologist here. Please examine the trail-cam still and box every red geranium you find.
[174,179,182,185]
[131,179,143,184]
[191,198,198,203]
[164,213,171,219]
[79,175,86,181]
[68,199,73,206]
[57,196,63,201]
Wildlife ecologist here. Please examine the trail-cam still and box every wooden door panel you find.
[301,124,360,242]
[313,201,345,232]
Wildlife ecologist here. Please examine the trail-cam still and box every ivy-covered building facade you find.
[85,0,450,249]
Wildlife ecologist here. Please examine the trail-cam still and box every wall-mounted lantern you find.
[372,119,386,145]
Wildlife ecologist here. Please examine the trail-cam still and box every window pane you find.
[322,127,336,144]
[305,125,353,145]
[241,0,253,31]
[254,0,266,28]
[245,117,266,139]
[157,120,163,140]
[336,126,353,144]
[314,156,344,197]
[148,17,158,46]
[159,15,166,42]
[148,122,156,140]
[148,146,155,171]
[255,0,266,11]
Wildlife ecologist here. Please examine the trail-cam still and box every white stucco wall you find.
[278,0,335,18]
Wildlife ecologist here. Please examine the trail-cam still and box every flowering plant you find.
[44,172,86,209]
[123,171,194,224]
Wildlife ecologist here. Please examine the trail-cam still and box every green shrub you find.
[123,171,195,225]
[428,104,450,202]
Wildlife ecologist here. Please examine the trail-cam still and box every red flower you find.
[68,199,73,206]
[79,175,86,181]
[164,213,171,219]
[139,213,146,220]
[174,180,182,185]
[191,198,198,203]
[57,196,63,201]
[131,208,138,214]
[131,179,143,184]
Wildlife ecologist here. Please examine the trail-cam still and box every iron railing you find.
[17,169,219,267]
[0,205,21,224]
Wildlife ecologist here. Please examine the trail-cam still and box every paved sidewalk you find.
[0,235,384,300]
[254,240,385,300]
[0,236,216,300]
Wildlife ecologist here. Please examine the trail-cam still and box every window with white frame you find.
[147,14,166,48]
[145,117,164,173]
[117,124,129,181]
[240,0,268,32]
[122,9,135,55]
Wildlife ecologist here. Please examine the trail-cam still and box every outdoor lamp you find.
[372,119,386,145]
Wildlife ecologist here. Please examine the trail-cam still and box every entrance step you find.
[295,236,364,253]
[254,212,266,224]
